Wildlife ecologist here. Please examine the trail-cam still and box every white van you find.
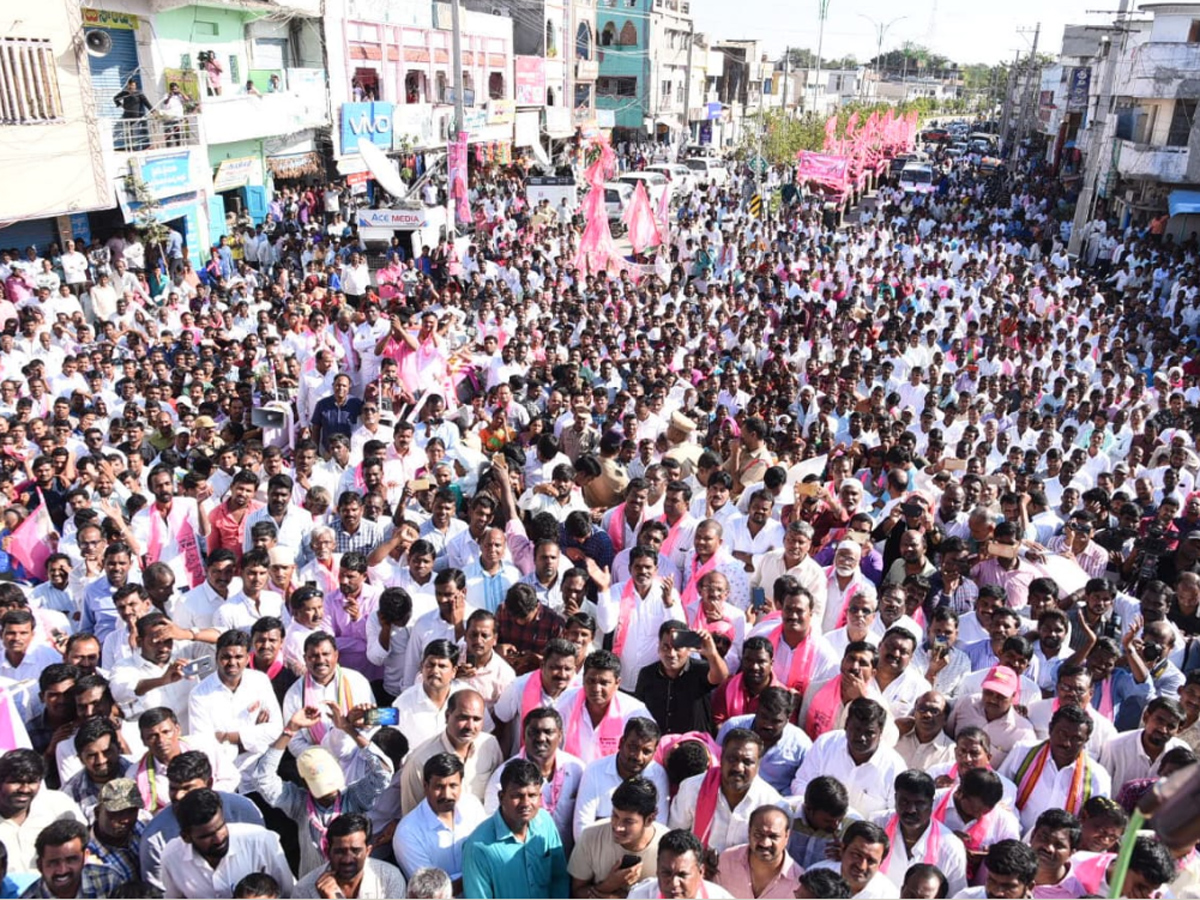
[898,162,936,195]
[682,156,729,187]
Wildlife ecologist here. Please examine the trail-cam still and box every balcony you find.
[100,114,202,155]
[200,69,329,145]
[1116,139,1190,183]
[1118,43,1200,100]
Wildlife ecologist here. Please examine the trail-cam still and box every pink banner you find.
[514,56,546,106]
[796,151,849,191]
[448,131,470,226]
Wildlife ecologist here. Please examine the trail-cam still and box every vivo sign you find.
[341,102,395,154]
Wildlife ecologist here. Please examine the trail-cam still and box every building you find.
[0,0,330,266]
[596,0,694,142]
[0,3,114,250]
[324,0,515,164]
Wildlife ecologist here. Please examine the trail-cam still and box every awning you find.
[267,152,322,179]
[1169,189,1200,217]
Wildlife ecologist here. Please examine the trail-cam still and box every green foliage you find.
[122,171,170,253]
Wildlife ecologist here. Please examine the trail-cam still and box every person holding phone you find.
[250,701,392,878]
[633,621,729,737]
[569,777,666,899]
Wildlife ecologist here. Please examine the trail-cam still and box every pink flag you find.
[9,491,53,580]
[823,114,839,152]
[622,181,662,255]
[656,178,671,233]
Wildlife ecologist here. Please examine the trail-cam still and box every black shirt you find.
[633,658,717,737]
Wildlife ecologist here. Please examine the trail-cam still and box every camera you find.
[198,50,215,64]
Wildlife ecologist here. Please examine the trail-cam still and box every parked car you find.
[617,171,670,209]
[645,163,694,198]
[602,181,633,234]
[681,156,730,187]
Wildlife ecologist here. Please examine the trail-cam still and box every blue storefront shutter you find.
[242,185,268,223]
[88,28,141,122]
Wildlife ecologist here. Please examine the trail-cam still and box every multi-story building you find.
[0,1,110,250]
[0,0,330,266]
[324,0,514,163]
[1066,2,1200,231]
[595,0,693,142]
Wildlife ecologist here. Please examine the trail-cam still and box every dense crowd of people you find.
[0,126,1198,900]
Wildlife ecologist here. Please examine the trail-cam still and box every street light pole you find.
[858,14,906,103]
[811,0,831,116]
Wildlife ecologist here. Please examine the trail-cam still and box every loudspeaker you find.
[84,30,113,58]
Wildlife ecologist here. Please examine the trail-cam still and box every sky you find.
[689,0,1101,66]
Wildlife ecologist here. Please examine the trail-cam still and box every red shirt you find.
[208,499,263,563]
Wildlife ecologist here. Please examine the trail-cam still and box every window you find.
[546,19,557,56]
[488,71,505,99]
[435,71,448,102]
[1189,19,1200,42]
[0,37,64,123]
[406,70,427,103]
[576,22,592,59]
[1167,99,1195,147]
[601,23,616,46]
[618,21,637,45]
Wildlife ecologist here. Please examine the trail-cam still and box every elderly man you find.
[751,520,825,612]
[822,539,877,634]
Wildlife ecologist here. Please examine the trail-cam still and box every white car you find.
[602,181,634,233]
[617,171,670,210]
[645,163,694,198]
[682,156,729,187]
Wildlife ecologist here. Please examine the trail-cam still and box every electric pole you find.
[1069,0,1130,256]
[811,0,831,115]
[449,0,465,240]
[781,46,789,117]
[681,19,695,149]
[1009,22,1040,165]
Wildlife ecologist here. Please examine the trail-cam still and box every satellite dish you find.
[356,138,408,200]
[84,30,113,58]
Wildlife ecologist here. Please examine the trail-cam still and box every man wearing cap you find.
[946,665,1037,768]
[250,701,392,878]
[663,412,702,478]
[86,778,144,882]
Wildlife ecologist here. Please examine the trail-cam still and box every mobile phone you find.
[943,457,967,471]
[988,541,1019,560]
[363,707,400,727]
[181,657,215,679]
[900,502,923,518]
[464,653,477,668]
[409,477,432,492]
[672,630,704,650]
[750,587,768,612]
[619,853,641,870]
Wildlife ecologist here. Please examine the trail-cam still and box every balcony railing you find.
[103,114,202,153]
[1116,138,1190,182]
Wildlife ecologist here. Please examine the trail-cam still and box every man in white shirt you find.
[594,546,684,681]
[871,770,968,895]
[1097,696,1190,792]
[668,727,786,854]
[0,750,86,874]
[482,707,584,848]
[997,704,1112,832]
[109,612,204,733]
[187,630,282,779]
[161,788,295,898]
[626,829,733,899]
[790,699,907,818]
[804,820,899,899]
[573,718,670,841]
[392,751,487,885]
